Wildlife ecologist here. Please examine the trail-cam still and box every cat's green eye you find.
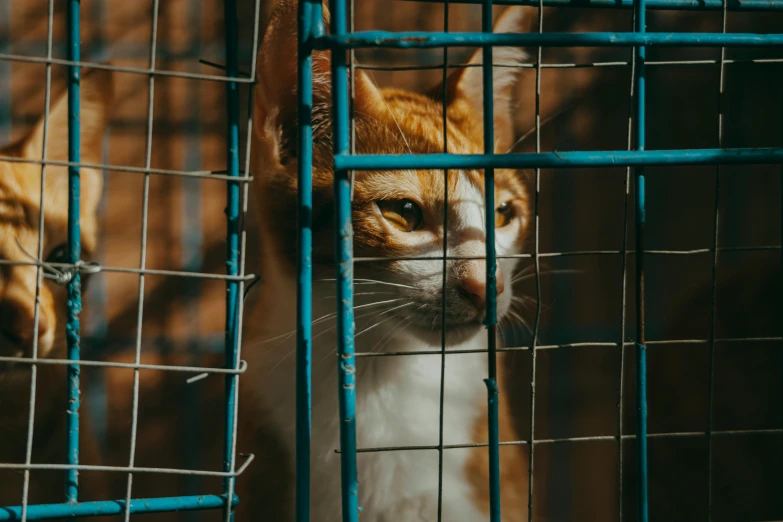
[495,200,516,228]
[378,199,423,232]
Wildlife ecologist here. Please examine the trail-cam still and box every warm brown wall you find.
[3,1,781,520]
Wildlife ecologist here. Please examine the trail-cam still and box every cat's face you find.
[345,90,529,344]
[0,70,111,368]
[253,1,531,345]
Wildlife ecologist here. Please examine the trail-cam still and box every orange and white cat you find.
[0,69,112,506]
[239,1,531,520]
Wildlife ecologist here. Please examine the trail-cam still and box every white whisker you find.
[319,292,397,299]
[312,302,408,342]
[317,278,416,290]
[505,308,532,337]
[355,302,415,339]
[256,298,406,345]
[356,315,414,383]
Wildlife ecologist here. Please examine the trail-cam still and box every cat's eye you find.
[495,201,516,228]
[377,199,423,232]
[46,244,69,265]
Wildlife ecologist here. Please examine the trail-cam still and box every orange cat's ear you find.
[22,68,113,167]
[253,0,383,171]
[21,68,113,221]
[435,7,532,153]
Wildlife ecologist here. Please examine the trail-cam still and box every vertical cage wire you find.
[706,0,729,519]
[182,0,207,511]
[436,2,450,520]
[65,0,83,504]
[528,0,545,519]
[617,3,637,520]
[20,2,55,520]
[122,2,160,518]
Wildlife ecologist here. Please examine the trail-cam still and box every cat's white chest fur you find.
[244,276,490,522]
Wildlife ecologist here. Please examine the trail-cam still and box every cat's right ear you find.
[253,0,383,172]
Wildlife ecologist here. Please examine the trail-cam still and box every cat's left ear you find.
[21,68,113,215]
[21,68,113,247]
[252,0,385,173]
[22,67,113,169]
[432,7,533,153]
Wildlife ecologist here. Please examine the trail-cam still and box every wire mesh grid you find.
[0,0,781,521]
[300,0,783,521]
[0,0,260,519]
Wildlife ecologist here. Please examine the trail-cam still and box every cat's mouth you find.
[403,312,487,345]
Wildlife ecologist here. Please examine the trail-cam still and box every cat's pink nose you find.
[459,268,505,311]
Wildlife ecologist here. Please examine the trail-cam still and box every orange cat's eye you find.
[377,199,423,232]
[495,201,516,228]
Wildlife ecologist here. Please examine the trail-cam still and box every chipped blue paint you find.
[634,0,650,517]
[0,495,238,520]
[333,148,783,171]
[329,0,360,520]
[480,0,502,520]
[405,0,783,10]
[315,31,783,50]
[296,1,322,521]
[222,0,242,521]
[65,0,82,504]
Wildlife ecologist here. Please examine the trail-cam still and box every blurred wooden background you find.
[2,0,782,520]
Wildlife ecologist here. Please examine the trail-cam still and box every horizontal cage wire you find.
[0,0,780,521]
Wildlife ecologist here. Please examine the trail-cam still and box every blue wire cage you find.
[0,0,781,520]
[299,0,783,521]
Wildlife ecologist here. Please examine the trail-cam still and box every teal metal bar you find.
[480,0,501,521]
[0,495,238,521]
[633,0,649,516]
[65,0,82,504]
[296,0,321,520]
[403,0,783,10]
[222,0,242,520]
[315,31,783,50]
[329,0,360,520]
[333,148,783,171]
